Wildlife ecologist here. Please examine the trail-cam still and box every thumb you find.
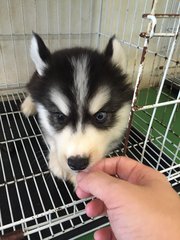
[76,170,130,206]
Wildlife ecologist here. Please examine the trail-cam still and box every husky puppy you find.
[21,33,133,185]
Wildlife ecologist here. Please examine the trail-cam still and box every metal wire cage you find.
[0,0,180,239]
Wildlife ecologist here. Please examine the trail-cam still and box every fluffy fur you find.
[21,33,133,185]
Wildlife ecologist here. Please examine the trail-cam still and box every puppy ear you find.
[30,32,51,76]
[104,35,126,72]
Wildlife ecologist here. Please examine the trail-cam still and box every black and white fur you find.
[21,33,133,185]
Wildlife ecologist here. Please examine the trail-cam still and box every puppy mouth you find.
[69,165,90,172]
[72,169,86,174]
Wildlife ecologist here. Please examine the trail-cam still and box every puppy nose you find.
[67,156,89,171]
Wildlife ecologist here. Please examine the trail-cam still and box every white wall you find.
[0,0,179,89]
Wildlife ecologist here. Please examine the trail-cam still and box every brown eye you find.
[53,112,67,124]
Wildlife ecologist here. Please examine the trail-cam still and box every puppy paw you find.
[21,96,36,117]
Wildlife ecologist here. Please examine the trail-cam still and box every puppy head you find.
[28,33,132,177]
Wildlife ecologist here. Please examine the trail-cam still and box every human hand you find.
[76,156,180,240]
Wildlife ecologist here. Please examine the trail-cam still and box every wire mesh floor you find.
[0,91,108,239]
[0,90,180,239]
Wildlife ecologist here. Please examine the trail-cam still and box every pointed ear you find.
[30,32,51,76]
[104,36,126,72]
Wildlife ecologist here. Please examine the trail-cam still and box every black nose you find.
[67,156,89,171]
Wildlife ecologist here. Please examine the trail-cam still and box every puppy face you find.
[28,33,133,178]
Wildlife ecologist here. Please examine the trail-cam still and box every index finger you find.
[90,156,162,185]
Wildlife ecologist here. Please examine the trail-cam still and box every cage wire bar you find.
[0,91,109,239]
[123,0,179,163]
[140,15,179,162]
[0,0,180,239]
[124,8,179,163]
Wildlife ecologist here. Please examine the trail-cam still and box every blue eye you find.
[95,112,108,123]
